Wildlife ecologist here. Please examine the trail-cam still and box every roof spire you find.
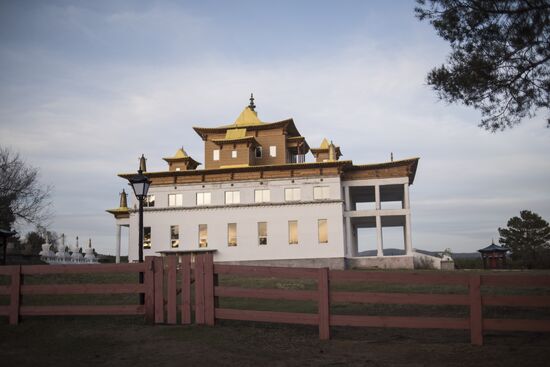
[120,189,128,208]
[139,154,147,173]
[249,93,256,111]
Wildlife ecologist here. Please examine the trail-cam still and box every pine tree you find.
[498,210,550,268]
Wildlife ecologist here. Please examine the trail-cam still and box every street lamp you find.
[128,155,151,263]
[127,154,151,304]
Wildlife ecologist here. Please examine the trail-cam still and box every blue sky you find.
[1,0,549,255]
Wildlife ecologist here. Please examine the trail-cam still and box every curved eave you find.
[343,157,420,185]
[162,156,202,166]
[106,208,130,219]
[211,136,259,146]
[193,118,301,139]
[118,160,353,180]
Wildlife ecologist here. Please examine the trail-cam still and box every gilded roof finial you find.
[328,140,336,161]
[120,189,128,208]
[249,93,256,111]
[139,154,147,173]
[391,152,394,162]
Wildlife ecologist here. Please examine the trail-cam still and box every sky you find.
[1,0,549,255]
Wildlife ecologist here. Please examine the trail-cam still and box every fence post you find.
[204,252,215,326]
[166,255,178,325]
[318,267,330,340]
[144,257,155,323]
[181,254,192,324]
[154,257,165,324]
[9,265,21,325]
[469,274,483,346]
[194,254,205,324]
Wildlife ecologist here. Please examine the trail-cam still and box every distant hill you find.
[358,248,480,259]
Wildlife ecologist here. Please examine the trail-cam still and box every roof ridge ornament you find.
[249,93,256,111]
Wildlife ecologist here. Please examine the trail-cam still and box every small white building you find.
[108,98,419,269]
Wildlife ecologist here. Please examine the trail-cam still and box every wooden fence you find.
[0,260,155,324]
[2,253,550,346]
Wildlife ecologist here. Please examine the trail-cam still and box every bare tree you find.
[0,146,52,229]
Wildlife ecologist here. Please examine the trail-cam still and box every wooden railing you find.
[2,254,550,346]
[0,261,155,324]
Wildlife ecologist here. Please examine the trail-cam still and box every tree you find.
[498,210,550,268]
[0,146,51,229]
[415,0,550,131]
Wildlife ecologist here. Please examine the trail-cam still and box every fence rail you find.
[2,254,550,346]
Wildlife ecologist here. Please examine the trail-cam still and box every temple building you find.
[108,96,419,269]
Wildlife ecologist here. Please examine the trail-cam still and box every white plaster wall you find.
[127,176,345,262]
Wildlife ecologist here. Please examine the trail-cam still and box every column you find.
[404,214,413,255]
[344,185,351,211]
[403,183,410,209]
[115,224,121,264]
[376,215,383,256]
[345,217,354,257]
[375,185,381,210]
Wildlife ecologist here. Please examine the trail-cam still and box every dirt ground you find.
[1,317,550,367]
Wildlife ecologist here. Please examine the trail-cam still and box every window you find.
[198,224,207,248]
[270,146,277,157]
[144,227,151,249]
[318,219,328,244]
[225,191,240,204]
[313,186,330,200]
[231,150,237,158]
[197,192,211,205]
[168,194,183,207]
[258,222,267,245]
[288,220,298,245]
[227,223,237,246]
[213,149,220,161]
[170,225,179,248]
[254,189,270,203]
[255,146,263,158]
[144,194,155,207]
[284,188,301,201]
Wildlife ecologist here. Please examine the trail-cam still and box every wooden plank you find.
[144,257,155,323]
[181,254,192,325]
[214,264,318,279]
[330,315,469,330]
[21,263,146,275]
[318,268,330,340]
[331,292,469,305]
[9,265,20,325]
[215,308,318,325]
[0,285,9,295]
[154,257,164,324]
[0,306,9,316]
[21,283,145,295]
[166,256,178,325]
[469,274,483,346]
[194,254,205,324]
[203,252,215,326]
[0,267,13,275]
[482,274,550,288]
[20,305,145,316]
[484,319,550,332]
[215,286,318,301]
[483,295,550,307]
[330,270,469,285]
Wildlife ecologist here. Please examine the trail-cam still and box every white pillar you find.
[403,183,410,209]
[345,217,354,257]
[375,185,381,210]
[115,224,121,264]
[344,185,351,211]
[405,214,412,255]
[376,215,383,256]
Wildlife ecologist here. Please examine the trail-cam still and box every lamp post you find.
[127,155,151,304]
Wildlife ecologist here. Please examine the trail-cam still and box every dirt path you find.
[1,317,549,366]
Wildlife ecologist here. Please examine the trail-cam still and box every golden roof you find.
[173,148,188,158]
[233,106,262,127]
[225,128,247,139]
[320,138,330,149]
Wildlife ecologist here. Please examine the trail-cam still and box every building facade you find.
[108,98,419,269]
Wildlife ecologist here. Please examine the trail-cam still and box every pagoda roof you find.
[478,243,510,253]
[162,147,201,166]
[211,136,259,147]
